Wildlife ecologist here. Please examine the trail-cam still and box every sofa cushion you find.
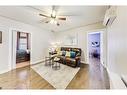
[65,51,70,57]
[66,57,76,62]
[70,51,76,58]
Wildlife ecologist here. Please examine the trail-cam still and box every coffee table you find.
[52,57,60,70]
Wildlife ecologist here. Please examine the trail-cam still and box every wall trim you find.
[106,67,126,89]
[81,61,88,64]
[0,59,45,74]
[31,59,45,65]
[0,68,10,74]
[59,21,104,32]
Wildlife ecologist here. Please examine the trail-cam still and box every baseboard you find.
[81,61,88,64]
[0,59,45,74]
[0,68,10,74]
[106,68,126,89]
[31,59,45,65]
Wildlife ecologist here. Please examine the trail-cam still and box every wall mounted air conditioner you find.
[103,6,117,26]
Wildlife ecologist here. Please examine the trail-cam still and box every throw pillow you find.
[57,51,62,55]
[56,47,60,52]
[62,51,66,56]
[70,51,76,58]
[65,51,70,57]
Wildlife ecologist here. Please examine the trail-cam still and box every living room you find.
[0,4,127,91]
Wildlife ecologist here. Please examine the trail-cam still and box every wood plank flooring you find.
[16,61,30,69]
[67,58,110,89]
[0,58,110,89]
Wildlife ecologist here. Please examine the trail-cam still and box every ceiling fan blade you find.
[45,20,50,23]
[58,14,81,16]
[41,20,49,23]
[39,18,50,23]
[58,17,66,20]
[39,14,50,18]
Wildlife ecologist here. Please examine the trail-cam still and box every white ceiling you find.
[0,6,107,32]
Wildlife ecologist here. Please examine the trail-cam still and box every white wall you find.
[0,16,54,74]
[107,6,127,75]
[55,22,105,63]
[0,26,10,73]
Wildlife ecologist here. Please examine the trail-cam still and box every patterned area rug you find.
[31,63,80,89]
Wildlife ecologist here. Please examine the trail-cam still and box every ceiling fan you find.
[39,6,66,26]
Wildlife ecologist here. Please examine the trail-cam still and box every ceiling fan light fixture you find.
[54,20,57,24]
[50,19,58,25]
[52,10,56,18]
[50,19,54,24]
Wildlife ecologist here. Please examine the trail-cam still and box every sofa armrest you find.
[75,56,81,60]
[75,56,81,67]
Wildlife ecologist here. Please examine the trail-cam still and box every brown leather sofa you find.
[57,47,81,67]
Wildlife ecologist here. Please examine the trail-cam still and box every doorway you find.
[16,32,30,68]
[87,32,102,64]
[11,30,31,69]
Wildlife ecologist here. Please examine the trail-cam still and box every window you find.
[17,32,28,50]
[19,38,27,50]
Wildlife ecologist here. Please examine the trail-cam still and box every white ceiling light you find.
[50,19,58,25]
[50,19,54,24]
[54,20,57,24]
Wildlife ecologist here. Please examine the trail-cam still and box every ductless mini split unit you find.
[103,6,117,26]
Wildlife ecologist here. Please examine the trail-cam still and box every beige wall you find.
[55,22,105,63]
[107,6,127,75]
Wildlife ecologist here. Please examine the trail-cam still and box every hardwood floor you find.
[67,58,110,89]
[16,61,30,69]
[0,66,54,89]
[0,58,110,89]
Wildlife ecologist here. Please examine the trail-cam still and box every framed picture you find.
[0,31,2,43]
[64,33,78,46]
[91,41,100,47]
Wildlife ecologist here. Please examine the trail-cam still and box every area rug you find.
[31,63,80,89]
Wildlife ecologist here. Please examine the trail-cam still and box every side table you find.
[45,56,52,66]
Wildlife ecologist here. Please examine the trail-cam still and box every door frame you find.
[87,29,106,67]
[9,28,32,70]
